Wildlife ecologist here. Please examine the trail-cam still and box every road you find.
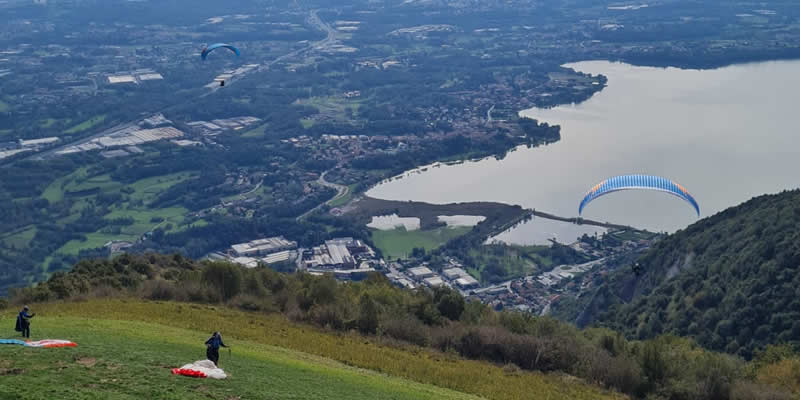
[296,169,348,221]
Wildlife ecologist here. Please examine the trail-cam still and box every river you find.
[367,60,800,244]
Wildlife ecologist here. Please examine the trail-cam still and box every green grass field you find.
[64,115,106,134]
[43,171,197,257]
[295,96,361,122]
[56,233,138,256]
[327,184,357,208]
[1,226,37,249]
[0,312,479,399]
[41,168,89,203]
[0,300,623,400]
[371,226,471,259]
[300,118,314,129]
[241,124,267,138]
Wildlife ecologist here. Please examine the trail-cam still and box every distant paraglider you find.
[200,43,240,60]
[200,43,240,87]
[578,174,700,217]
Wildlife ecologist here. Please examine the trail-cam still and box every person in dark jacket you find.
[204,331,228,366]
[15,306,35,338]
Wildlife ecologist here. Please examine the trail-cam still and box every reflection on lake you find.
[437,215,486,227]
[368,60,800,244]
[366,214,421,231]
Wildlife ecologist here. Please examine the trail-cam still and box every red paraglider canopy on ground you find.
[171,368,207,378]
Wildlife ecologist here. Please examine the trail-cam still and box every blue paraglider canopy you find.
[579,174,700,217]
[201,43,240,60]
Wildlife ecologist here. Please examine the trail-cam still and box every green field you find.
[1,226,37,249]
[57,232,137,255]
[296,96,361,122]
[64,174,122,193]
[327,184,357,208]
[64,115,106,134]
[42,171,197,257]
[40,167,89,202]
[300,118,314,128]
[241,123,267,138]
[0,308,479,400]
[0,300,622,400]
[371,226,471,259]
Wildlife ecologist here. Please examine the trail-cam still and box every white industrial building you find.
[407,266,434,279]
[302,237,377,270]
[230,236,297,257]
[423,276,445,287]
[455,276,480,289]
[443,267,468,280]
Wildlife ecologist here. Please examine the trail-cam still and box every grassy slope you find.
[1,300,624,400]
[0,318,477,400]
[371,226,471,259]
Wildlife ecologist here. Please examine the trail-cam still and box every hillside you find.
[573,189,800,359]
[0,299,622,400]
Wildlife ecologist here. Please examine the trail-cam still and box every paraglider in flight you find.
[200,43,240,60]
[578,174,699,217]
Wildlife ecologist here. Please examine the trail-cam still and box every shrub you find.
[229,294,277,313]
[381,317,431,347]
[731,382,792,400]
[139,280,177,301]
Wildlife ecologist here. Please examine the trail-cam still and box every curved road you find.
[297,169,348,220]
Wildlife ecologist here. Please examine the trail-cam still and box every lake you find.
[368,60,800,244]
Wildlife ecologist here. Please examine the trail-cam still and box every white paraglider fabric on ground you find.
[177,360,227,379]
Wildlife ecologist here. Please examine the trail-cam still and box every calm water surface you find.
[368,60,800,244]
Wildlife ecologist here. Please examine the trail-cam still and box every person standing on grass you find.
[205,331,228,366]
[15,306,35,339]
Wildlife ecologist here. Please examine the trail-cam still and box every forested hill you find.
[580,189,800,359]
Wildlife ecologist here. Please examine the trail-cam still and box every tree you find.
[357,294,379,334]
[435,287,465,321]
[201,261,243,301]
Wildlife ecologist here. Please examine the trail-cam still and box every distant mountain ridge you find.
[576,189,800,359]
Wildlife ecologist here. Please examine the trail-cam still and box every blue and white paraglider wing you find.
[201,43,240,60]
[578,174,699,216]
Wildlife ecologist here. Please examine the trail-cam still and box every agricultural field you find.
[39,170,198,257]
[370,226,471,259]
[295,96,362,123]
[0,300,623,400]
[63,114,106,134]
[0,226,37,249]
[241,123,268,138]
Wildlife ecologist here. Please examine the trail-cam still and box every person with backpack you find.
[204,331,228,366]
[15,306,35,339]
